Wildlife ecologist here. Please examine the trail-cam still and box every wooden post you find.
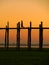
[5,22,9,49]
[5,30,6,48]
[17,22,20,48]
[7,22,9,49]
[39,22,43,49]
[28,22,32,49]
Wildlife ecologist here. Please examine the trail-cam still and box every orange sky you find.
[0,0,49,44]
[0,0,49,27]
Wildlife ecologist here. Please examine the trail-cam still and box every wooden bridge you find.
[0,21,49,49]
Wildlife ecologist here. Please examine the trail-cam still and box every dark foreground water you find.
[0,48,49,65]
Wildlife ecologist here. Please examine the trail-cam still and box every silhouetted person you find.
[21,20,24,28]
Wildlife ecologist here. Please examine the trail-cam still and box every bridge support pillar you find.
[5,22,9,49]
[28,22,32,49]
[39,22,43,49]
[17,22,20,48]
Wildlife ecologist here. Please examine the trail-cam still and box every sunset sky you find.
[0,0,49,45]
[0,0,49,27]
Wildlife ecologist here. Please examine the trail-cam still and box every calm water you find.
[0,29,49,48]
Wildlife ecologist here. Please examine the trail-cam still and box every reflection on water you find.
[20,29,28,45]
[0,29,49,48]
[0,30,5,44]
